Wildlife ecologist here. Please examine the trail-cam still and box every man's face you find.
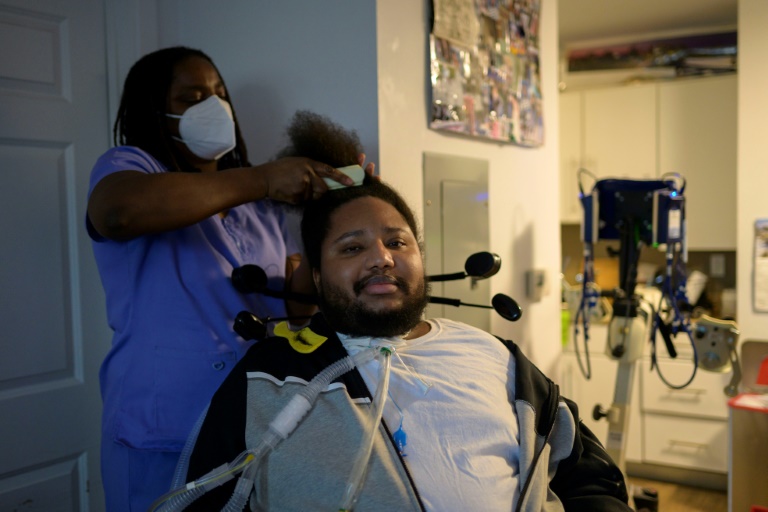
[313,196,429,337]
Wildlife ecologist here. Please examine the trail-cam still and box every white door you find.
[0,1,111,510]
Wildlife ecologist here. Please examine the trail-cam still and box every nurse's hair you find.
[114,46,249,172]
[274,109,362,168]
[301,179,422,270]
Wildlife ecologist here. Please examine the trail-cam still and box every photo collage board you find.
[430,0,543,146]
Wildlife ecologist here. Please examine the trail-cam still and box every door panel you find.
[423,152,491,331]
[440,179,491,331]
[0,2,111,510]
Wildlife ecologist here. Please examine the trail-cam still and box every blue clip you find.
[393,426,407,457]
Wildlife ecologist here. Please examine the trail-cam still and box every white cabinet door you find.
[560,350,642,462]
[583,85,657,180]
[643,414,728,472]
[641,357,731,420]
[561,351,615,442]
[559,91,582,224]
[658,75,737,250]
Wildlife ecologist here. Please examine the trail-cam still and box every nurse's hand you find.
[358,153,379,181]
[259,157,354,204]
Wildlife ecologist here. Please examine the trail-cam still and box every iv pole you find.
[574,174,740,512]
[591,218,647,473]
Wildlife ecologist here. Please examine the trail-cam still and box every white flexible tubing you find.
[339,348,392,511]
[220,352,373,511]
[149,351,375,512]
[147,448,266,512]
[220,461,259,512]
[171,403,210,490]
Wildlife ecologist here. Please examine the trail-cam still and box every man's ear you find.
[312,268,321,292]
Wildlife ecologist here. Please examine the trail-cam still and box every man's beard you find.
[316,273,430,337]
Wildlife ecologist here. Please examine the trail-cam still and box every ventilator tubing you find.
[171,403,210,491]
[339,346,393,511]
[147,349,375,512]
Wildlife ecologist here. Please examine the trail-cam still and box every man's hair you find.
[114,46,249,172]
[274,110,362,167]
[301,179,422,270]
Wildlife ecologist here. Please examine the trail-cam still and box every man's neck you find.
[403,320,431,340]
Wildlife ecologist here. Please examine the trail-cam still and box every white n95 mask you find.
[167,95,236,161]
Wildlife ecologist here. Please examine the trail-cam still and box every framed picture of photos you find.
[430,0,543,146]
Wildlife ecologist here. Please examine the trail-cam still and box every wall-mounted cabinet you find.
[559,92,582,224]
[658,76,737,250]
[583,84,658,181]
[559,75,737,250]
[559,83,657,225]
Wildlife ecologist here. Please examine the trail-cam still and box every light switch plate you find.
[710,253,726,278]
[526,269,548,302]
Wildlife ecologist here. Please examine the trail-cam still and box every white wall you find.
[377,0,562,373]
[737,0,768,342]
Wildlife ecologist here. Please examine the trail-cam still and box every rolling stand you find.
[575,175,688,511]
[590,217,651,474]
[573,173,742,511]
[632,487,659,512]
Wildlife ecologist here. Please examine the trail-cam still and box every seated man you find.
[179,179,631,511]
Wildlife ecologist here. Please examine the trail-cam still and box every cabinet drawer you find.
[643,414,727,473]
[641,359,730,419]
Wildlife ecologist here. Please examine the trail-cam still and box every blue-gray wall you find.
[158,0,379,166]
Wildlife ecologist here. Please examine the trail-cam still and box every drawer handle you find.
[668,440,708,450]
[668,388,707,395]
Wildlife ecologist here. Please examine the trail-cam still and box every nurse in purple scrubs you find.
[86,46,371,511]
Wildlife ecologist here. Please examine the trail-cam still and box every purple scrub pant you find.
[101,436,181,511]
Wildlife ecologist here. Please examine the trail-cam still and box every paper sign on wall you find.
[753,219,768,312]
